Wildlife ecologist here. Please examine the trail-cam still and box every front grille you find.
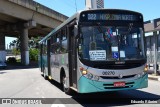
[104,85,133,89]
[103,82,134,89]
[100,75,136,79]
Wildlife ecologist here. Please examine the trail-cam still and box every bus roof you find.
[39,9,142,43]
[39,12,80,43]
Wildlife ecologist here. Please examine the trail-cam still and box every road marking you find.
[51,104,66,107]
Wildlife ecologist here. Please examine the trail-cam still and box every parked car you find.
[0,51,7,69]
[0,61,7,69]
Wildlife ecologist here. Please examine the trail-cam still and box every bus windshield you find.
[78,26,145,61]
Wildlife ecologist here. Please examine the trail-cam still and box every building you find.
[85,0,104,9]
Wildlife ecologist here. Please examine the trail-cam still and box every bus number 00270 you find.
[102,71,115,75]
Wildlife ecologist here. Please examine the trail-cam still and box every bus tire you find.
[62,76,72,95]
[42,65,48,80]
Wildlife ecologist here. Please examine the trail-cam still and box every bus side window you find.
[52,34,59,54]
[51,35,56,54]
[62,28,67,40]
[42,41,47,55]
[50,36,54,55]
[56,33,61,54]
[61,28,68,53]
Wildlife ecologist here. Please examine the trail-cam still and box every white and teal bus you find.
[39,9,148,94]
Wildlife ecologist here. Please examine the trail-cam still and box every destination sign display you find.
[80,13,141,21]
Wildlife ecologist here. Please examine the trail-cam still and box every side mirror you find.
[62,40,67,49]
[74,25,78,37]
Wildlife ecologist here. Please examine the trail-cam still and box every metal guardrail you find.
[147,51,160,64]
[147,51,154,64]
[157,52,160,63]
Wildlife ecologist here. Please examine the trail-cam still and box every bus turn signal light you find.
[80,67,84,71]
[80,67,87,75]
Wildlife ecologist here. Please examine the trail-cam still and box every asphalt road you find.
[0,67,160,107]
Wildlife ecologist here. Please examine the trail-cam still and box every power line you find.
[65,0,78,12]
[74,0,77,12]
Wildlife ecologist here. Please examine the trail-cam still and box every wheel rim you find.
[43,68,46,76]
[42,66,45,74]
[63,77,67,91]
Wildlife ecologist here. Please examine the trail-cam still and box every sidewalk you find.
[148,74,160,81]
[147,69,160,81]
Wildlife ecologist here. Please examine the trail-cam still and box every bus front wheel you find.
[62,76,72,95]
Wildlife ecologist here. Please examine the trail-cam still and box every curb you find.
[148,75,160,81]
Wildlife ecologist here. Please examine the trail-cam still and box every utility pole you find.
[85,0,104,9]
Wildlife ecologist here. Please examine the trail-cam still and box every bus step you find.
[70,87,78,92]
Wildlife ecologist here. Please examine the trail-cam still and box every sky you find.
[6,0,160,48]
[34,0,160,21]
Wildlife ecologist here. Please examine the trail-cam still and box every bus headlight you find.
[137,74,141,78]
[80,67,87,75]
[141,72,145,76]
[135,72,145,78]
[79,67,100,80]
[135,74,141,78]
[87,73,93,79]
[94,75,99,81]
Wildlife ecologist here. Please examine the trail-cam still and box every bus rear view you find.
[77,9,148,93]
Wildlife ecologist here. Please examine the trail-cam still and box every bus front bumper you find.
[78,73,148,93]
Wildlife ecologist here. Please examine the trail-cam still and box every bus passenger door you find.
[40,44,43,72]
[68,26,77,88]
[47,39,51,77]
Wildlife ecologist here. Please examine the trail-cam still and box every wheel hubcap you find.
[63,77,67,88]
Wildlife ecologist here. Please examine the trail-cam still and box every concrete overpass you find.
[0,0,68,65]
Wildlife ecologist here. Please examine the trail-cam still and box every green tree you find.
[29,37,41,48]
[29,48,39,61]
[12,48,20,56]
[9,36,41,62]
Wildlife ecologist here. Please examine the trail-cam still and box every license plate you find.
[114,82,125,87]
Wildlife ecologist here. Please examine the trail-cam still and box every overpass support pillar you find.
[20,27,29,65]
[0,34,5,50]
